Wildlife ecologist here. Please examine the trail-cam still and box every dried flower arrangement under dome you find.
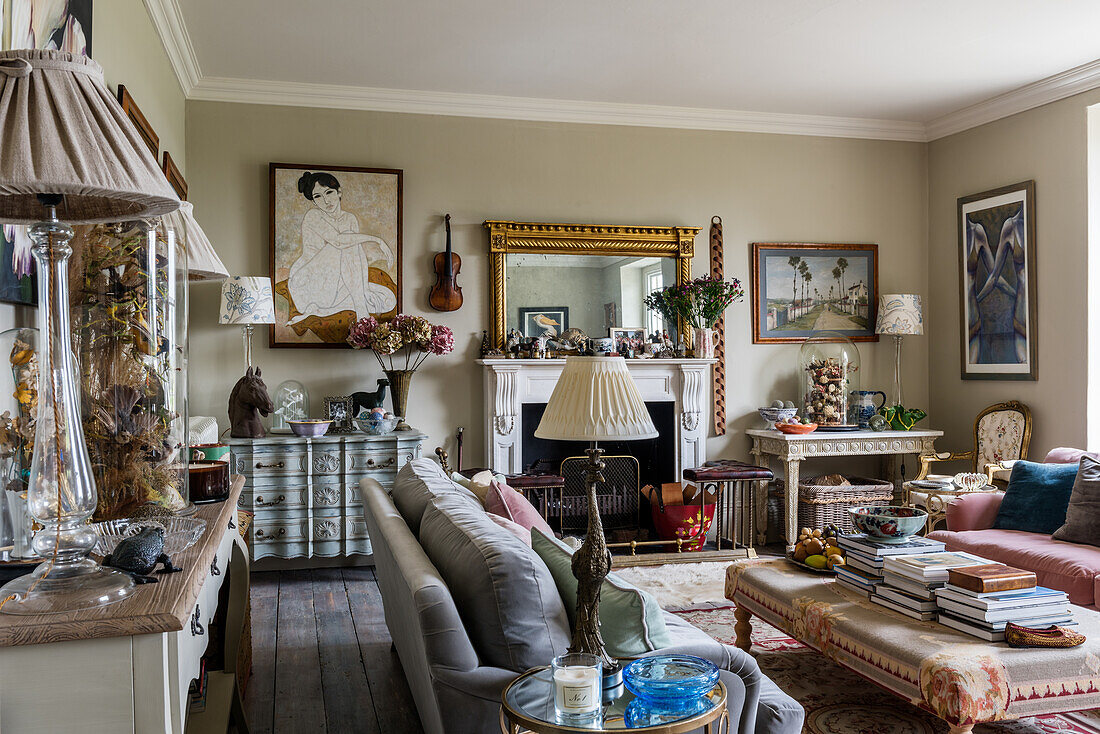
[70,222,188,519]
[0,329,38,489]
[800,330,861,429]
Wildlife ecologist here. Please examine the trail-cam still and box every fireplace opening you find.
[522,401,676,534]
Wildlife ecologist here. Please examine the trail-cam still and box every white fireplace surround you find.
[477,358,715,478]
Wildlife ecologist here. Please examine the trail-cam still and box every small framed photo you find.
[609,327,647,344]
[323,395,353,431]
[518,306,569,338]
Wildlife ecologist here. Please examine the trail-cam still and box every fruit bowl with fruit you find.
[787,525,845,573]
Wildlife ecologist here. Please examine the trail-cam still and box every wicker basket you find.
[796,476,894,534]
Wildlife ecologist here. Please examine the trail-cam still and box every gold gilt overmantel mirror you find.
[483,220,701,350]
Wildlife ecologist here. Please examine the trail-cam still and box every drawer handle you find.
[255,494,286,506]
[366,457,395,469]
[257,527,288,538]
[256,461,285,469]
[210,559,221,576]
[191,605,204,636]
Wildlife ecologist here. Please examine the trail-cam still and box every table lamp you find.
[219,276,276,368]
[875,294,923,408]
[535,356,657,668]
[0,50,180,614]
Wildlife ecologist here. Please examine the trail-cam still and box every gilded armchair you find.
[908,401,1031,530]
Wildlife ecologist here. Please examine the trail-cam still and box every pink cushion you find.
[942,492,1003,532]
[1043,447,1095,464]
[927,528,1100,608]
[484,480,554,537]
[486,513,532,546]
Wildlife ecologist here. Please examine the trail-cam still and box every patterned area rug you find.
[672,606,1100,734]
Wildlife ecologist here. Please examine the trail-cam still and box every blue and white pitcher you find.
[851,390,886,428]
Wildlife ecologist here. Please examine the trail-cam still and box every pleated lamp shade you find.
[0,50,179,223]
[162,202,229,281]
[535,357,658,442]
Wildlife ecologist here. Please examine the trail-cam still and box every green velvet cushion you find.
[993,460,1078,535]
[531,529,671,657]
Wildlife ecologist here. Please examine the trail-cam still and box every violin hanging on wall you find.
[429,213,462,312]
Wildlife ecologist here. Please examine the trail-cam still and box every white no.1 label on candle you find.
[554,665,600,716]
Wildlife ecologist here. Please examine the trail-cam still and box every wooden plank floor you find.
[244,568,424,734]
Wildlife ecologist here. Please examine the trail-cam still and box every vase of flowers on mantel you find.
[643,275,744,359]
[347,314,454,429]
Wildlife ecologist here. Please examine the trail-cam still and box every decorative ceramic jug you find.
[693,327,715,359]
[851,390,886,428]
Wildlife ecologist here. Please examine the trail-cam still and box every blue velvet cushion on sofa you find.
[993,460,1079,535]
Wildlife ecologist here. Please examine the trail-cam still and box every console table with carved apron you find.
[228,431,426,562]
[746,428,942,548]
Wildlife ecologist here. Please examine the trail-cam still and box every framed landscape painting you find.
[270,163,402,348]
[958,181,1037,380]
[751,243,878,343]
[519,307,568,338]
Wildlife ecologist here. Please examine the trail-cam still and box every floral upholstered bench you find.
[725,559,1100,734]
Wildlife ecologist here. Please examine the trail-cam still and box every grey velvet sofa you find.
[357,459,803,734]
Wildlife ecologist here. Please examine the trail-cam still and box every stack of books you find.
[934,564,1074,641]
[835,534,945,599]
[871,551,990,621]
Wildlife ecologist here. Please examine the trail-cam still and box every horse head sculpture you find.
[229,366,275,438]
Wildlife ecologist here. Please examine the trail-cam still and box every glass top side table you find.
[500,667,729,733]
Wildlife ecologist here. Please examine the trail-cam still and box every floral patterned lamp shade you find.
[162,202,229,281]
[875,294,924,336]
[219,276,276,324]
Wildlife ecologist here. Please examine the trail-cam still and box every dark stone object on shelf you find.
[351,379,389,416]
[228,366,274,438]
[102,526,181,584]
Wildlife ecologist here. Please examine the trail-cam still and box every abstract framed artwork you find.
[269,163,402,348]
[518,306,568,338]
[958,181,1037,380]
[0,225,35,306]
[7,0,92,56]
[751,243,878,343]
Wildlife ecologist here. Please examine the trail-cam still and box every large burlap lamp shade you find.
[162,201,229,281]
[0,49,180,615]
[535,357,657,441]
[0,50,179,224]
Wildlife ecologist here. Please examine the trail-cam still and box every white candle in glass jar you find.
[553,665,600,715]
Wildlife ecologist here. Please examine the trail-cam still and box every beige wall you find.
[185,101,929,466]
[927,88,1100,456]
[0,0,185,333]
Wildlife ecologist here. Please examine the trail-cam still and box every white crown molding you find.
[143,0,201,94]
[927,57,1100,140]
[187,76,927,141]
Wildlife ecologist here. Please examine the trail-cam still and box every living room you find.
[0,1,1098,733]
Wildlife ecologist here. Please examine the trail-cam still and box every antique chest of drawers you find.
[228,430,426,561]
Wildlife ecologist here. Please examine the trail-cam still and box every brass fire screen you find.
[557,455,640,534]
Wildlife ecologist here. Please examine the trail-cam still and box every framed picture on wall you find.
[7,0,92,56]
[751,243,879,343]
[0,225,35,307]
[958,180,1037,380]
[518,306,569,338]
[270,163,402,348]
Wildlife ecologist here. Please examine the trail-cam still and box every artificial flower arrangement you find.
[643,275,745,329]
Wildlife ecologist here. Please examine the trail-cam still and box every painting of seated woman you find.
[270,163,402,347]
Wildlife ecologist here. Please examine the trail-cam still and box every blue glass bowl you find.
[622,655,720,705]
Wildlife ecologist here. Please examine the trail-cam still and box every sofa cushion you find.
[993,460,1078,535]
[531,529,672,657]
[485,480,555,536]
[486,512,531,545]
[1043,447,1097,464]
[928,528,1100,607]
[419,493,570,671]
[1053,455,1100,548]
[391,458,479,534]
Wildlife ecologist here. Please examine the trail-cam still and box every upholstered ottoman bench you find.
[725,558,1100,734]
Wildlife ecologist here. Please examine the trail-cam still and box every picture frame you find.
[957,181,1037,380]
[751,243,879,343]
[7,0,92,56]
[322,395,354,432]
[518,306,569,338]
[269,162,403,348]
[0,224,35,307]
[161,151,186,201]
[117,85,158,158]
[609,327,646,344]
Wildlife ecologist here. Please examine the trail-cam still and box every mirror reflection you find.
[506,254,676,339]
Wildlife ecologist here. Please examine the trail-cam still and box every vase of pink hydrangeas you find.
[347,314,454,429]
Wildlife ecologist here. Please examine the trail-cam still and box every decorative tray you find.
[785,551,836,575]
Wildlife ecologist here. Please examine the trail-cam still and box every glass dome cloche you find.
[800,330,860,430]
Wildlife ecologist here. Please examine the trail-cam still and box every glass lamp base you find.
[0,558,135,615]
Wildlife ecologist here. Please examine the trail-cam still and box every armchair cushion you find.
[942,491,1003,531]
[993,460,1078,535]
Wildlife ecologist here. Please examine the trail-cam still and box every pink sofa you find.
[927,446,1100,609]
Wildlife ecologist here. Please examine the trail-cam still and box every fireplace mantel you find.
[477,358,715,478]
